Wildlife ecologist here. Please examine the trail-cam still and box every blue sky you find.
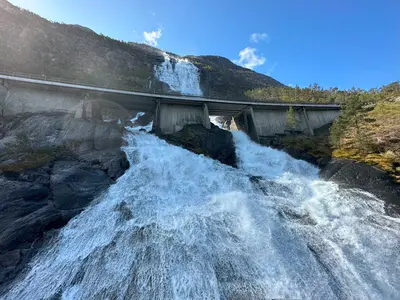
[9,0,400,89]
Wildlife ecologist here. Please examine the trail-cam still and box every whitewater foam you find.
[129,112,153,132]
[210,116,223,128]
[154,53,203,96]
[2,131,399,300]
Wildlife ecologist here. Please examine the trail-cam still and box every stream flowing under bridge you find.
[0,73,341,142]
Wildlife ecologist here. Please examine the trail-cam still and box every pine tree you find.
[286,106,297,131]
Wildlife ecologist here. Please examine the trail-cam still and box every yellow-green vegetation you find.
[332,101,400,181]
[247,81,400,181]
[286,106,297,130]
[191,60,213,71]
[203,65,213,71]
[0,150,57,172]
[245,83,391,104]
[328,84,400,181]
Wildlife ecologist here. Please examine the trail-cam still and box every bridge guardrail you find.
[0,69,341,107]
[0,69,225,98]
[0,69,126,91]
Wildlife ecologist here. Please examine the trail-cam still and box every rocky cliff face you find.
[0,0,282,99]
[159,124,237,167]
[0,112,129,289]
[320,158,400,216]
[189,55,283,99]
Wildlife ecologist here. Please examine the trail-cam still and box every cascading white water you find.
[2,130,400,300]
[154,53,203,96]
[210,116,223,128]
[130,112,153,132]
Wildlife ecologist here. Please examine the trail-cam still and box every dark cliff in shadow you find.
[0,0,282,99]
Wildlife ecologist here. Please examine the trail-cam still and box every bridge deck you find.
[0,73,341,116]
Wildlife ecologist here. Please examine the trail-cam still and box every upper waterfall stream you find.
[2,129,399,300]
[154,54,203,96]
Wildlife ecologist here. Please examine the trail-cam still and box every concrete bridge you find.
[0,73,341,141]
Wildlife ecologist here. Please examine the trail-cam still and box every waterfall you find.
[154,54,203,96]
[210,116,223,128]
[2,130,400,300]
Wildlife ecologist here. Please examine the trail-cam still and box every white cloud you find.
[250,33,269,43]
[143,28,162,46]
[234,47,266,69]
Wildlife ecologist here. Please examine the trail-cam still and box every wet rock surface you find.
[0,113,129,291]
[159,124,237,167]
[0,112,124,155]
[283,147,331,168]
[50,161,112,211]
[320,158,400,215]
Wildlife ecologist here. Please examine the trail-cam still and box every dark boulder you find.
[160,124,236,167]
[51,161,112,211]
[79,149,129,180]
[0,173,65,286]
[0,250,23,286]
[132,112,154,127]
[0,179,50,242]
[2,167,51,184]
[0,250,22,268]
[0,159,118,290]
[0,204,64,253]
[283,148,319,166]
[283,148,332,169]
[0,114,130,291]
[320,158,400,215]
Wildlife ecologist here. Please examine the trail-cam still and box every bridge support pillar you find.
[74,100,85,118]
[302,107,314,136]
[153,102,210,134]
[202,103,211,129]
[233,107,260,143]
[74,94,102,120]
[85,101,102,119]
[152,100,161,134]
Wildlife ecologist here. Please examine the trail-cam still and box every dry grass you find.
[333,101,400,182]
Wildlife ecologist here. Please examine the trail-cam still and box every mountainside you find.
[0,0,283,99]
[188,55,283,98]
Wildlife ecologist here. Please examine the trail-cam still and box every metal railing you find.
[0,69,341,108]
[0,69,219,99]
[0,69,139,91]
